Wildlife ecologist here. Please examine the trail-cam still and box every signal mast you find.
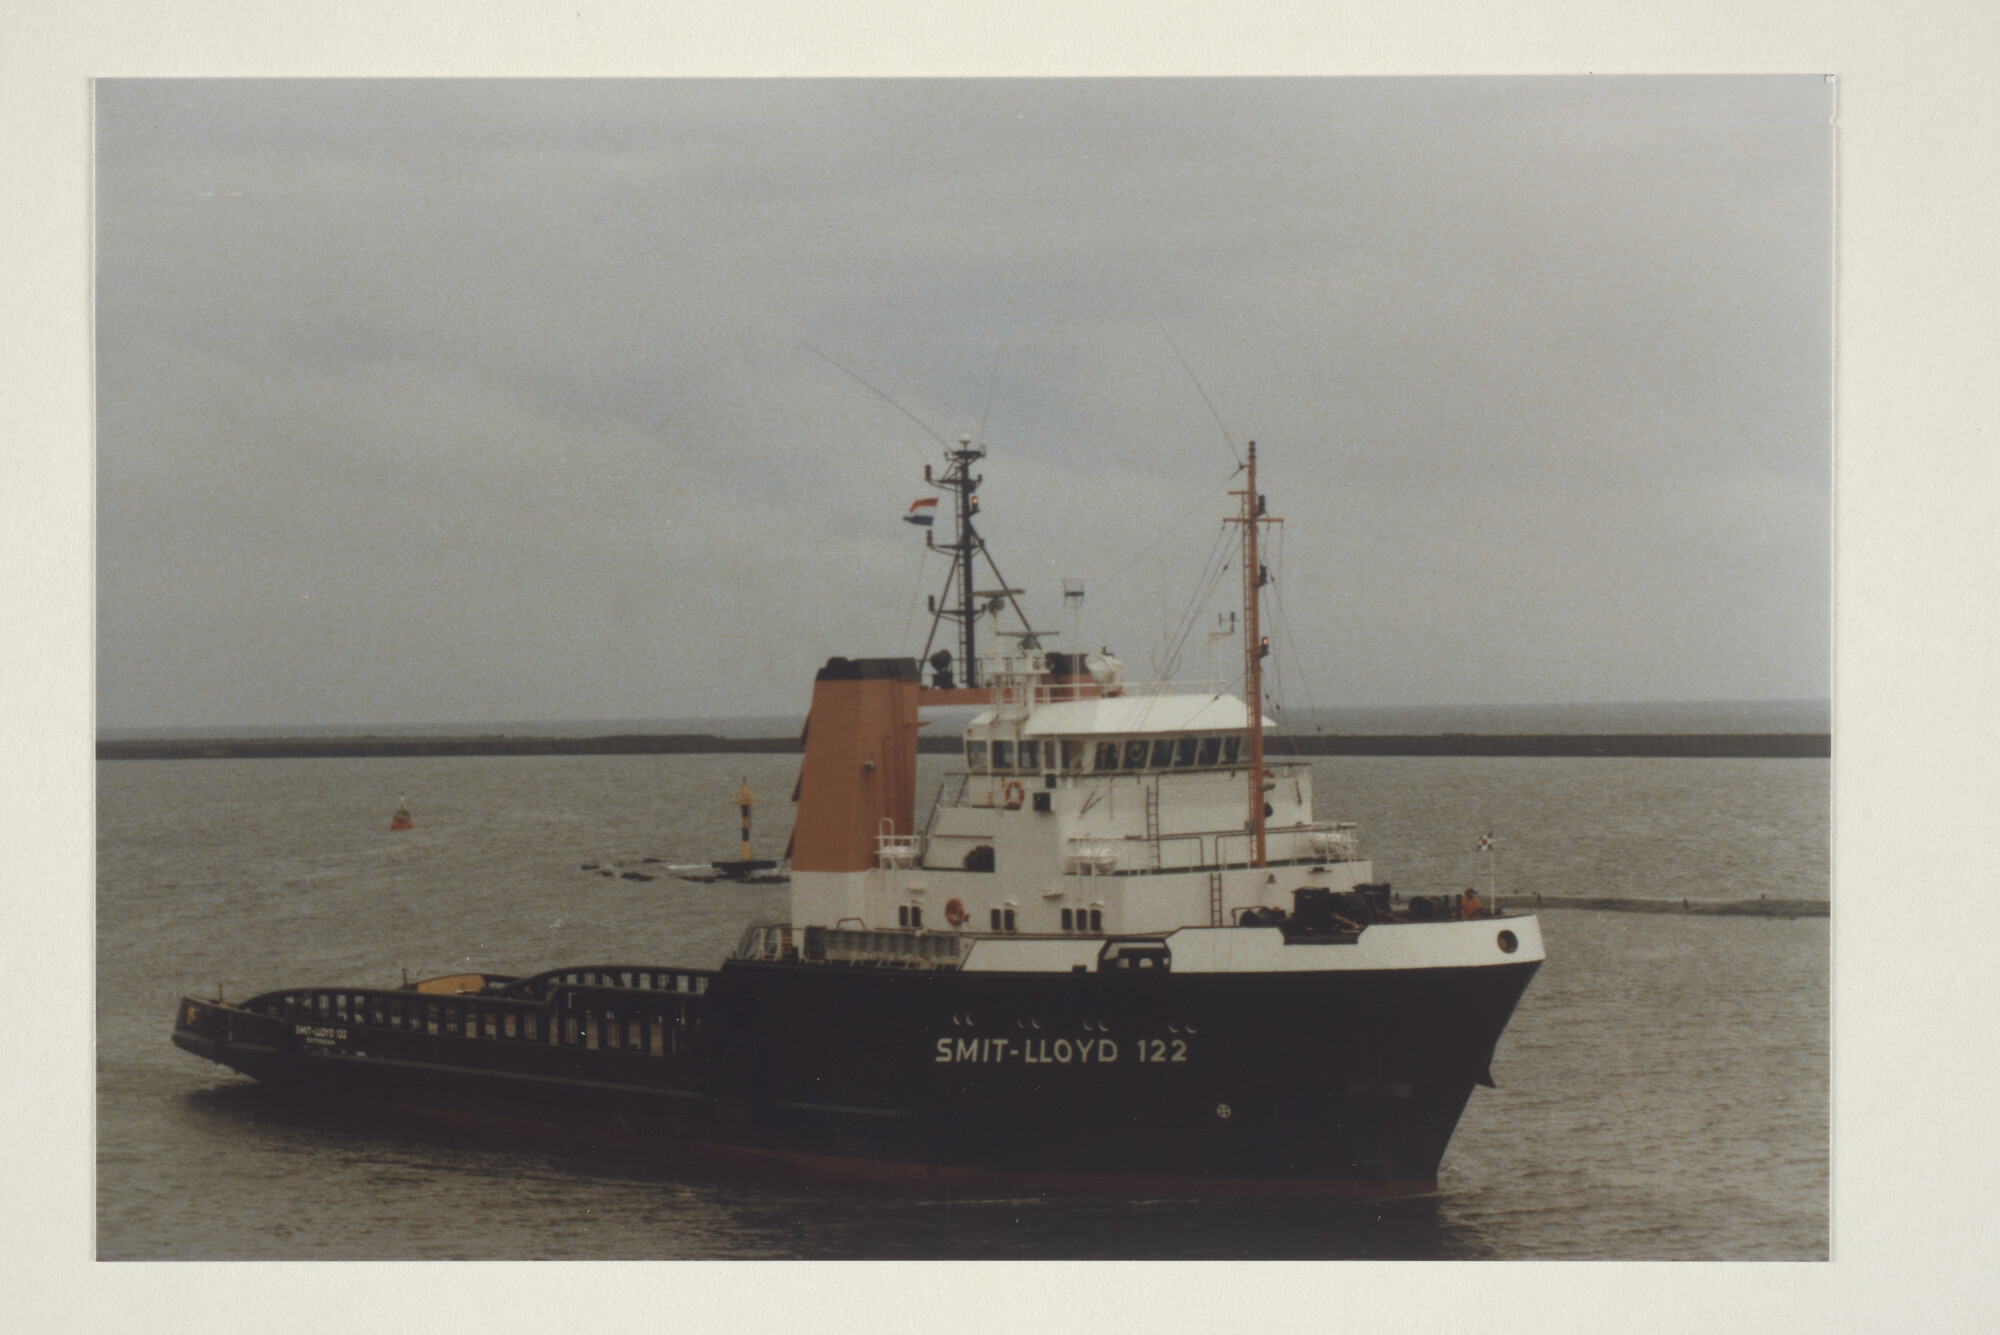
[1225,442,1281,867]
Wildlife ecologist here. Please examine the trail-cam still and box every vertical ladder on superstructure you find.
[1145,783,1162,868]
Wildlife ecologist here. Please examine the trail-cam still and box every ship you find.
[172,440,1543,1197]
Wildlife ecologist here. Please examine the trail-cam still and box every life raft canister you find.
[944,898,969,927]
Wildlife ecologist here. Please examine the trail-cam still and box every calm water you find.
[97,752,1828,1259]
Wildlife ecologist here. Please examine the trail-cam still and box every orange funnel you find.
[790,658,920,873]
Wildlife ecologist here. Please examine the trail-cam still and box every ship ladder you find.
[1145,783,1162,868]
[1208,871,1223,927]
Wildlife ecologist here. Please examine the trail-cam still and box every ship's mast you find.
[1227,442,1280,867]
[919,437,1039,689]
[951,441,980,681]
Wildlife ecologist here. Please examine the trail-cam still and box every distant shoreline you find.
[1511,895,1828,918]
[96,732,1831,761]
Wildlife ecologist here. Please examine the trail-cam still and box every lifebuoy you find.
[1003,779,1026,809]
[944,898,969,927]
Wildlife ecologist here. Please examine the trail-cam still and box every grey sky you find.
[96,77,1831,729]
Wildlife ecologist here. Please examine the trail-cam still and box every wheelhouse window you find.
[1173,737,1199,767]
[1094,741,1120,771]
[1061,740,1088,770]
[1150,739,1175,768]
[1122,740,1148,769]
[966,740,989,770]
[1198,736,1222,766]
[991,740,1015,770]
[1223,736,1243,765]
[1018,740,1040,770]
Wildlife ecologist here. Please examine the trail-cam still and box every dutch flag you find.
[903,497,939,527]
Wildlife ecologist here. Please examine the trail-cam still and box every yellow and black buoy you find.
[390,795,413,831]
[736,780,756,860]
[711,779,777,879]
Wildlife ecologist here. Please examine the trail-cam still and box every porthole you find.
[1216,1104,1233,1120]
[1497,930,1519,954]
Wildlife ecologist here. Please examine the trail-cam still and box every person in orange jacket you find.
[1459,888,1483,920]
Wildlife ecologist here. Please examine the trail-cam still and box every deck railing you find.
[734,923,967,969]
[876,827,923,868]
[182,973,711,1057]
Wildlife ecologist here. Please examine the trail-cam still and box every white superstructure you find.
[789,649,1376,936]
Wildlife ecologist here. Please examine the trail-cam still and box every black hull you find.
[175,955,1538,1197]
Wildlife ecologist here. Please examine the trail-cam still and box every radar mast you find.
[917,437,1043,689]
